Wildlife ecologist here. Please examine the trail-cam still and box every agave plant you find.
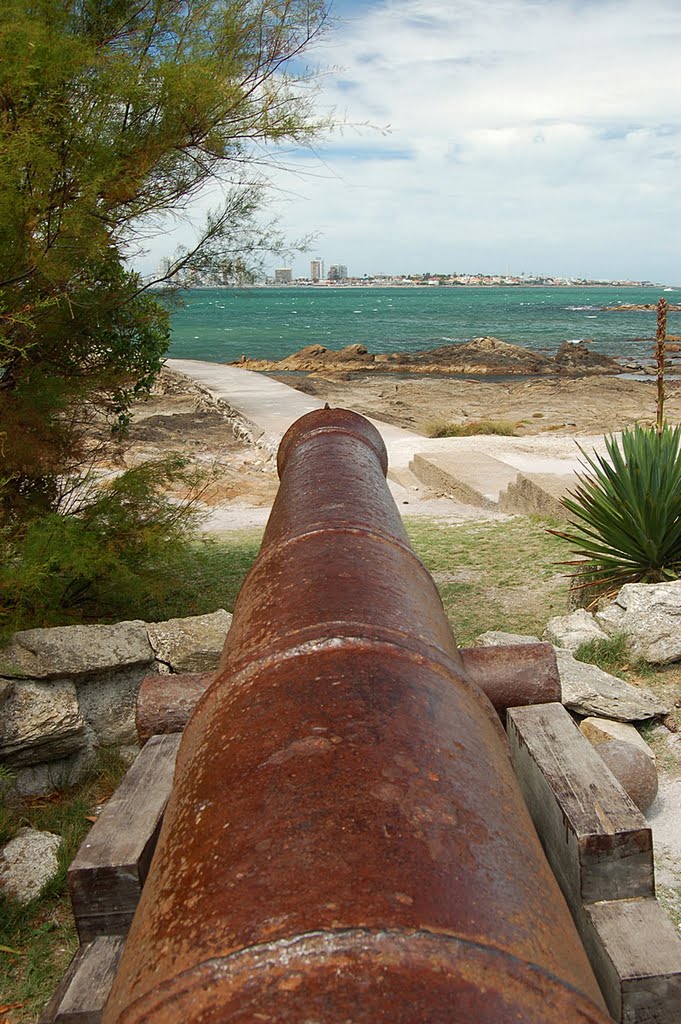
[555,422,681,598]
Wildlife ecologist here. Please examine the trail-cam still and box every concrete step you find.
[387,465,428,491]
[499,471,578,519]
[409,451,520,509]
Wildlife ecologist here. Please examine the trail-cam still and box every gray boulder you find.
[596,581,681,663]
[543,609,609,652]
[0,621,154,679]
[0,680,86,768]
[556,649,669,721]
[0,827,61,904]
[596,739,659,813]
[579,717,656,764]
[146,609,232,673]
[475,631,541,647]
[0,678,13,705]
[13,748,96,797]
[76,666,151,747]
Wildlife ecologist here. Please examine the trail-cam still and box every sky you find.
[140,0,681,284]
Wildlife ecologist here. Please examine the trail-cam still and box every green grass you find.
[0,750,129,1022]
[138,529,263,621]
[572,634,654,678]
[407,517,572,644]
[656,883,681,931]
[1,529,263,637]
[425,419,518,438]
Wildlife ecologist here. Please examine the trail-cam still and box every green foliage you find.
[573,634,637,676]
[554,424,681,597]
[0,0,329,515]
[0,456,207,635]
[0,749,132,1020]
[426,419,518,437]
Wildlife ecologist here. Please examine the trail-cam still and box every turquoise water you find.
[167,286,681,363]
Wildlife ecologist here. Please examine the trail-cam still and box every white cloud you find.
[140,0,681,282]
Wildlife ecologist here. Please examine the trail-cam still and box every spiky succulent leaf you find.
[554,423,681,594]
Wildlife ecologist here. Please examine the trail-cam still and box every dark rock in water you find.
[235,335,625,376]
[554,340,620,373]
[596,738,659,813]
[403,336,557,374]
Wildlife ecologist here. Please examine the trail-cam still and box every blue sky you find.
[141,0,681,284]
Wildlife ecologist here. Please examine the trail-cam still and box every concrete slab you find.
[166,358,324,449]
[499,470,578,518]
[410,451,520,509]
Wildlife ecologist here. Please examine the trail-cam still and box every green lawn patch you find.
[407,517,571,645]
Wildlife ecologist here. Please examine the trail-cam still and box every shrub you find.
[554,423,681,599]
[0,456,206,636]
[426,419,517,438]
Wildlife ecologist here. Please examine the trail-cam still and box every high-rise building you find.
[310,257,324,281]
[328,264,348,281]
[274,268,293,284]
[157,256,173,279]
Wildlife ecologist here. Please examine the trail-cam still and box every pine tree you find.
[0,0,328,518]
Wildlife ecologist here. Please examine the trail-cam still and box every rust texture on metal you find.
[135,672,213,746]
[460,641,561,717]
[104,408,611,1023]
[135,647,560,742]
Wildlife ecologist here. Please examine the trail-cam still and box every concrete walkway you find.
[166,358,606,521]
[166,358,425,460]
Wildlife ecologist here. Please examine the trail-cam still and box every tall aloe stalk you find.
[656,297,668,436]
[555,423,681,598]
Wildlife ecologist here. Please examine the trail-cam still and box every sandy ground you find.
[279,371,681,437]
[126,368,681,487]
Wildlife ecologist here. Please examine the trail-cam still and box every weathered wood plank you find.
[507,703,653,907]
[39,936,124,1024]
[68,733,180,941]
[582,898,681,1023]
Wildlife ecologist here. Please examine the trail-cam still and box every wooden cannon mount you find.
[45,409,680,1023]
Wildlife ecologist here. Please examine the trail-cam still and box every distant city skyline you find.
[157,256,663,289]
[139,0,681,285]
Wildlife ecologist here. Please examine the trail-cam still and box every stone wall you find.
[0,610,231,795]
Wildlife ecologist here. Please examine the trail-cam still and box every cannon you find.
[104,408,611,1022]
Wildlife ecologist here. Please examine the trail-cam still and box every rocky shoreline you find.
[233,336,653,377]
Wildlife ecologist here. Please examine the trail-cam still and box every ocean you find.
[167,285,681,364]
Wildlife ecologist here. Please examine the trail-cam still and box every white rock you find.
[0,828,61,904]
[543,609,610,652]
[0,621,154,679]
[146,609,232,673]
[596,581,681,664]
[0,680,86,768]
[556,649,669,721]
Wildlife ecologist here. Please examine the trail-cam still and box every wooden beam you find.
[68,734,180,941]
[507,702,654,907]
[39,936,124,1024]
[582,898,681,1024]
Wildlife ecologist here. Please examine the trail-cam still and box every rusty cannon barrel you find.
[105,408,610,1023]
